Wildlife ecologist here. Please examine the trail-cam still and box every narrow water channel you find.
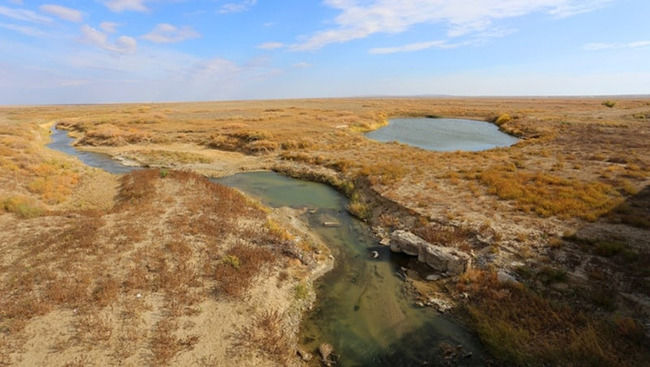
[215,172,486,366]
[49,127,486,366]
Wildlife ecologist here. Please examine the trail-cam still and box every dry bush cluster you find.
[479,166,621,221]
[415,223,473,247]
[214,242,276,298]
[459,270,649,366]
[0,121,81,212]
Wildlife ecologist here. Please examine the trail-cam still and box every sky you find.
[0,0,649,104]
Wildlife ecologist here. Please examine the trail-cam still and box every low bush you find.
[231,310,290,365]
[2,195,44,218]
[150,319,198,365]
[214,243,276,298]
[294,282,309,301]
[348,197,370,220]
[460,270,649,366]
[494,113,512,125]
[480,166,620,220]
[415,224,471,246]
[222,255,240,269]
[602,100,616,108]
[359,163,407,185]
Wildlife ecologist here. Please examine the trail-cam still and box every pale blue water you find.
[47,126,138,174]
[367,118,518,152]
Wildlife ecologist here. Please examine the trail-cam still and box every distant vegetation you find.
[602,100,616,108]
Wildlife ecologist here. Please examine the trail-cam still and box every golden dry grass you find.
[19,97,645,226]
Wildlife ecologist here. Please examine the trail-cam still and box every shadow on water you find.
[49,128,488,366]
[367,321,490,367]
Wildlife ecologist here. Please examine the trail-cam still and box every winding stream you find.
[48,126,486,366]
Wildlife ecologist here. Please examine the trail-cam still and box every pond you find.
[366,118,518,152]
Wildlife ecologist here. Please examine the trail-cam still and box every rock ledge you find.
[390,230,471,275]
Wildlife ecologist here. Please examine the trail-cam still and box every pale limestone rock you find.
[390,230,471,275]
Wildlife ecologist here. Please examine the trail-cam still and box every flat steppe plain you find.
[1,97,649,366]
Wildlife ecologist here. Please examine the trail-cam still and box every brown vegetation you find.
[458,270,649,366]
[230,310,291,364]
[0,169,306,365]
[214,243,276,298]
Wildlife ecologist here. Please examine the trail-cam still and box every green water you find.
[367,118,518,152]
[216,172,486,366]
[49,128,486,366]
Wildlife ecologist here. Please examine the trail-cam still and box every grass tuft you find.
[2,195,44,218]
[602,100,616,108]
[214,243,276,298]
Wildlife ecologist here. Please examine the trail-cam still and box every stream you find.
[48,126,487,366]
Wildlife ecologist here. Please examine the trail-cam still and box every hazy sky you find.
[1,0,649,104]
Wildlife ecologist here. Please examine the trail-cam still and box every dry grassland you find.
[1,97,649,366]
[0,168,327,366]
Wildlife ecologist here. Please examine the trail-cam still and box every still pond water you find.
[366,117,518,152]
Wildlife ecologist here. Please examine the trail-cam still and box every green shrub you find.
[494,113,512,125]
[159,169,169,178]
[602,100,616,108]
[2,196,44,218]
[222,255,240,269]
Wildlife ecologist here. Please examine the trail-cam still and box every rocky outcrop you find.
[390,230,471,275]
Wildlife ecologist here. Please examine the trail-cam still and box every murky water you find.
[216,172,486,366]
[49,128,486,366]
[366,118,518,152]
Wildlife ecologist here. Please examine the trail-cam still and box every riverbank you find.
[1,168,334,366]
[0,120,334,366]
